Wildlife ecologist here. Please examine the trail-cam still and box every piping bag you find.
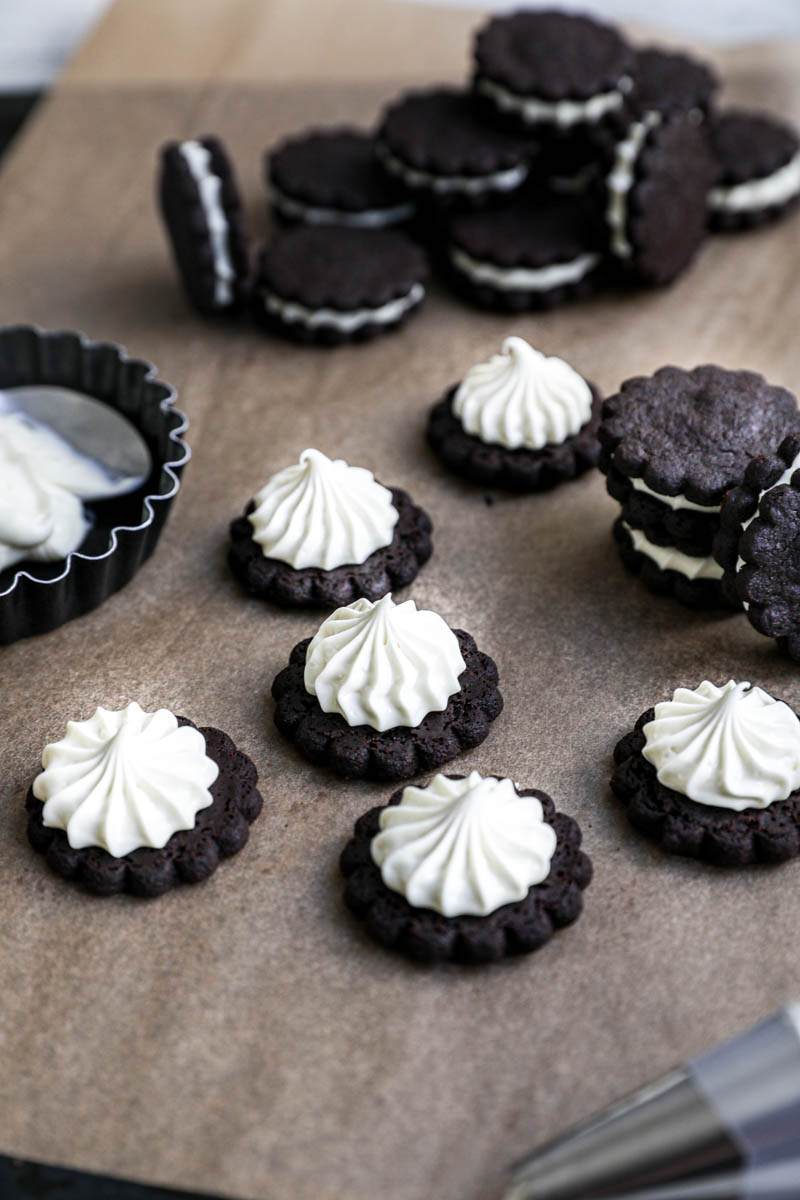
[504,1005,800,1200]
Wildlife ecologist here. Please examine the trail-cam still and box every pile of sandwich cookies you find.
[158,9,800,342]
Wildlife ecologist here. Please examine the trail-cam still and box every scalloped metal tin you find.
[0,325,190,644]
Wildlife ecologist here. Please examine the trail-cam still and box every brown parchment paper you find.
[1,52,800,1200]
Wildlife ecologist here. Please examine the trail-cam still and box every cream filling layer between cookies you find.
[261,282,424,333]
[709,151,800,213]
[271,184,415,228]
[180,140,236,306]
[375,141,528,196]
[476,76,629,129]
[630,477,721,514]
[622,521,723,581]
[450,246,600,292]
[605,112,661,259]
[735,450,800,609]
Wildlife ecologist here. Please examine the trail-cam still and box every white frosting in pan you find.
[260,282,424,333]
[271,184,415,228]
[32,702,219,857]
[450,246,600,292]
[709,151,800,213]
[642,680,800,811]
[630,477,720,514]
[304,594,465,732]
[477,76,628,129]
[371,771,557,917]
[376,141,528,196]
[621,522,723,580]
[248,448,398,570]
[453,336,592,450]
[606,113,660,259]
[180,139,236,306]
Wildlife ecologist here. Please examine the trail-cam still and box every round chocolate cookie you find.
[272,630,502,781]
[613,516,736,610]
[251,226,427,344]
[266,127,416,228]
[708,109,800,231]
[603,113,714,285]
[714,433,800,656]
[26,719,263,896]
[444,187,605,311]
[427,382,602,491]
[158,135,249,316]
[376,87,533,207]
[340,780,592,964]
[229,486,432,608]
[473,10,633,133]
[612,707,800,865]
[626,46,718,121]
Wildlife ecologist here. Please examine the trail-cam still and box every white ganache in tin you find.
[304,594,465,732]
[371,770,557,916]
[452,335,592,450]
[32,702,219,857]
[642,680,800,812]
[709,151,800,214]
[248,448,398,571]
[180,139,236,306]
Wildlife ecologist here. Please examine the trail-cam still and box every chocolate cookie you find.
[708,110,800,231]
[158,136,249,315]
[251,226,427,344]
[340,781,592,964]
[626,46,718,121]
[266,127,415,228]
[272,629,502,780]
[473,10,633,133]
[613,516,736,610]
[229,486,432,608]
[26,719,263,896]
[376,87,532,207]
[612,708,800,865]
[444,187,605,311]
[606,461,723,557]
[427,382,602,491]
[714,434,800,656]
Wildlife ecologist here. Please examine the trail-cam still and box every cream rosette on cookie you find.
[32,702,219,857]
[304,593,465,731]
[452,336,593,450]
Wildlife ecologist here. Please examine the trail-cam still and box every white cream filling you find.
[477,75,629,129]
[630,477,720,514]
[271,184,415,228]
[450,246,600,292]
[261,282,424,333]
[375,141,528,196]
[606,112,661,259]
[622,521,723,581]
[180,140,235,306]
[709,151,800,213]
[736,450,800,609]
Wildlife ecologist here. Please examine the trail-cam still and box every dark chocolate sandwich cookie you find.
[708,110,800,231]
[251,225,427,344]
[341,772,592,964]
[612,516,737,610]
[473,10,633,133]
[612,681,800,866]
[603,112,714,285]
[27,703,263,896]
[158,135,249,315]
[229,448,432,607]
[376,87,532,207]
[714,433,800,657]
[272,594,502,781]
[444,187,605,311]
[266,127,415,228]
[626,46,718,122]
[427,335,602,491]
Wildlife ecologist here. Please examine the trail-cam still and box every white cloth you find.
[0,0,112,90]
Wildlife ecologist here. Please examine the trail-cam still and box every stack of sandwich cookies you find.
[599,364,800,608]
[267,128,416,228]
[613,681,800,866]
[228,448,432,607]
[714,433,800,658]
[427,336,602,491]
[159,136,249,315]
[708,110,800,231]
[251,225,427,344]
[272,594,502,780]
[340,771,592,963]
[26,703,263,896]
